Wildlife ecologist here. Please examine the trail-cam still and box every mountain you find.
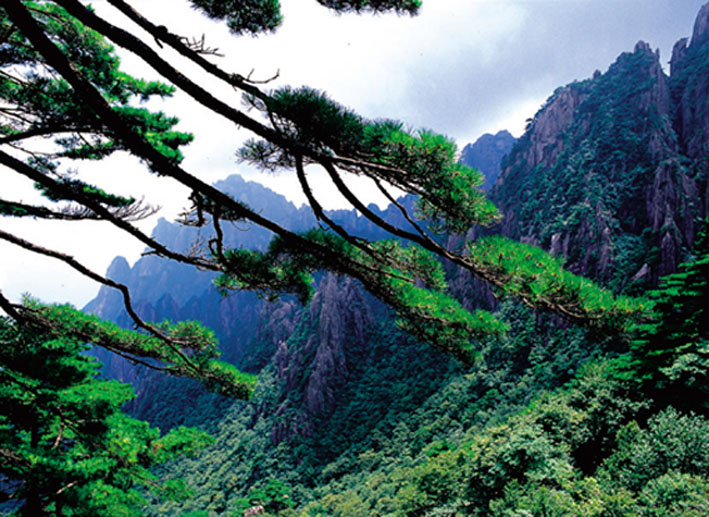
[82,176,306,400]
[492,18,709,290]
[459,130,516,191]
[83,175,424,425]
[671,2,709,165]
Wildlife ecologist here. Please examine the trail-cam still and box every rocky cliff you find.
[267,274,375,442]
[492,22,709,290]
[670,3,709,205]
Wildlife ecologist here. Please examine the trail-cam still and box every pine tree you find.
[626,218,709,410]
[0,317,214,515]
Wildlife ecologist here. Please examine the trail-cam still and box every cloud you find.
[385,0,706,143]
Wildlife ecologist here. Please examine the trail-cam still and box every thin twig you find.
[373,178,431,240]
[0,150,218,270]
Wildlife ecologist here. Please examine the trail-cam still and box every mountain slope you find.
[459,130,516,192]
[492,24,709,290]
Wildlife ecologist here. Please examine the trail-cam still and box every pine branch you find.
[0,150,216,269]
[3,0,385,290]
[0,227,204,374]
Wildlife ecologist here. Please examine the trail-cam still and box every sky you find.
[1,0,706,310]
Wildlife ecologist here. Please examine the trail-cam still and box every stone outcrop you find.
[491,17,708,287]
[692,2,709,48]
[669,3,709,216]
[267,274,374,443]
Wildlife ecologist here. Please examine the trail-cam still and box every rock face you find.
[692,2,709,48]
[459,130,516,191]
[492,18,709,288]
[670,2,709,194]
[269,274,374,443]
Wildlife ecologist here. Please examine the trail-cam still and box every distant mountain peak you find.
[671,37,690,75]
[213,173,297,214]
[459,130,516,192]
[106,256,131,284]
[633,40,653,54]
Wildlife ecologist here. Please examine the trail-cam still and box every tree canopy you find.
[0,316,214,515]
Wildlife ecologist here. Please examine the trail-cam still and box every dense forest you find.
[1,1,708,515]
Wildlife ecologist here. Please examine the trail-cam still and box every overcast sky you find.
[1,0,706,310]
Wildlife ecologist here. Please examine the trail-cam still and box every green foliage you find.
[0,318,213,515]
[394,449,466,515]
[314,0,421,15]
[468,235,650,335]
[488,477,635,517]
[600,408,709,493]
[232,479,295,515]
[189,0,420,35]
[0,199,59,218]
[620,219,709,406]
[459,361,645,511]
[35,177,135,207]
[215,248,315,304]
[4,2,706,516]
[634,472,709,516]
[0,0,192,215]
[486,410,709,516]
[372,127,500,233]
[189,0,283,34]
[370,364,707,517]
[220,229,507,362]
[20,299,257,399]
[241,86,498,233]
[242,86,366,157]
